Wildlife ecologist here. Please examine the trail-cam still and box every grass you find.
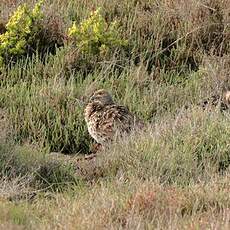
[0,0,230,229]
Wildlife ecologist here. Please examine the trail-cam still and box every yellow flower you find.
[68,7,127,55]
[0,0,44,64]
[68,22,78,36]
[32,0,44,18]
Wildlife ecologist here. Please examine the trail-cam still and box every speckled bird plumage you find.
[84,89,144,145]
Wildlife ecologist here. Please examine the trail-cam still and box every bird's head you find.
[89,89,114,106]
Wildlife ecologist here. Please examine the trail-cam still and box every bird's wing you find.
[98,105,138,136]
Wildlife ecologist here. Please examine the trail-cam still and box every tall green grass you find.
[0,0,229,152]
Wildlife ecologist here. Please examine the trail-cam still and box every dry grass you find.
[0,108,230,228]
[1,176,228,229]
[0,0,230,229]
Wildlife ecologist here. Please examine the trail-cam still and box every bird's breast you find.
[84,102,102,121]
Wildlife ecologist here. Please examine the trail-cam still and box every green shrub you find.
[0,0,44,67]
[0,75,91,154]
[68,7,127,56]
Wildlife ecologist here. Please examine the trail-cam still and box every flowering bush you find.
[68,8,127,56]
[0,0,44,66]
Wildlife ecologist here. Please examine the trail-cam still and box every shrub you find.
[68,7,127,56]
[1,76,91,154]
[0,0,44,67]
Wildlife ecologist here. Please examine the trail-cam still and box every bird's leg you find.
[80,143,102,160]
[76,143,103,162]
[90,143,103,154]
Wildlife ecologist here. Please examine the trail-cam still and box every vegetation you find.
[68,7,127,55]
[0,0,44,67]
[0,0,229,229]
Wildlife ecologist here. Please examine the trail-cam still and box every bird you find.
[84,89,144,147]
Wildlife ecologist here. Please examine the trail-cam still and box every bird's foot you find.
[90,143,103,154]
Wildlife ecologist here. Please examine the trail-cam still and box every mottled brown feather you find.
[84,90,144,145]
